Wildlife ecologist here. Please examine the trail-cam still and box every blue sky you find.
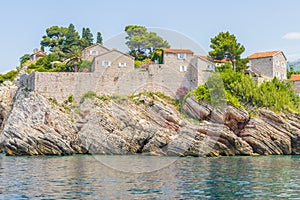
[1,0,300,73]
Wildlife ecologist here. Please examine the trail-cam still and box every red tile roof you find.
[214,58,230,63]
[164,49,193,54]
[197,56,230,63]
[248,50,281,59]
[35,52,46,57]
[289,74,300,81]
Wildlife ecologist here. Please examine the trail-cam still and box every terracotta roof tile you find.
[248,50,281,59]
[289,74,300,81]
[164,49,193,54]
[214,58,230,63]
[197,55,230,63]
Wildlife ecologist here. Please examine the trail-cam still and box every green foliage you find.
[65,45,82,72]
[134,58,151,68]
[194,85,210,101]
[81,28,94,48]
[209,31,247,71]
[63,24,81,52]
[40,26,68,52]
[19,54,30,65]
[26,52,67,73]
[125,25,170,61]
[96,32,103,44]
[78,60,92,72]
[0,70,18,84]
[287,64,300,79]
[80,91,97,103]
[193,68,300,112]
[134,91,179,109]
[67,95,74,103]
[151,49,163,64]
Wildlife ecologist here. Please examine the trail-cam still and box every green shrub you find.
[193,68,300,112]
[0,70,18,84]
[80,91,97,103]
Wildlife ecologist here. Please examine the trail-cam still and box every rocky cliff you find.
[1,84,300,157]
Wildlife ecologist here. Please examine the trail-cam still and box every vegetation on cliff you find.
[192,67,300,113]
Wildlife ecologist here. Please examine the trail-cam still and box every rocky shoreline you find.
[1,83,300,157]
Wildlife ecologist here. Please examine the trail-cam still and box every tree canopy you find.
[62,24,81,52]
[40,26,68,52]
[209,31,247,71]
[81,28,94,48]
[96,32,103,44]
[125,25,170,60]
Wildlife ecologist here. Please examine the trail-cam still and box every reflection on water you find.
[1,154,300,199]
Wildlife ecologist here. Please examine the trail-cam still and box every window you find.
[180,66,187,72]
[275,60,280,66]
[281,62,286,68]
[178,53,186,59]
[90,50,98,56]
[275,71,280,77]
[102,61,111,67]
[118,62,126,67]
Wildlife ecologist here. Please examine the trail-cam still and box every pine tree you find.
[85,28,93,45]
[63,23,80,52]
[97,32,103,44]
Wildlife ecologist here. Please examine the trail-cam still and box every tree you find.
[40,26,68,52]
[125,25,170,60]
[287,64,300,78]
[20,54,31,65]
[81,27,94,48]
[96,32,103,44]
[62,24,80,52]
[65,46,82,72]
[209,31,246,71]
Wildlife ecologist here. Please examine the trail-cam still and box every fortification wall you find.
[24,64,196,102]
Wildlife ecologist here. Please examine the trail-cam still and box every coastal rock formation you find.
[0,89,81,155]
[1,90,300,157]
[0,81,17,130]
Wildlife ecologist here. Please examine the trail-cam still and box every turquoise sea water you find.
[1,154,300,199]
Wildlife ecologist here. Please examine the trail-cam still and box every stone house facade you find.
[247,50,287,80]
[81,44,110,61]
[190,56,215,87]
[92,49,134,73]
[163,49,194,73]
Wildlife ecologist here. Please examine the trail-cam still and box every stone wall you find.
[23,64,199,102]
[249,57,273,78]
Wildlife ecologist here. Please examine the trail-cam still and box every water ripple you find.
[1,154,300,199]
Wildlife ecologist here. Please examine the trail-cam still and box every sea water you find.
[1,154,300,199]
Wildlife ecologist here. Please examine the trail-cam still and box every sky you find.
[1,0,300,73]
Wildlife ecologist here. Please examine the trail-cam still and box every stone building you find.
[289,74,300,96]
[92,49,134,73]
[30,48,46,61]
[190,56,215,86]
[21,46,215,102]
[163,49,194,72]
[81,44,110,61]
[247,50,287,80]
